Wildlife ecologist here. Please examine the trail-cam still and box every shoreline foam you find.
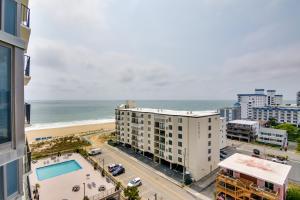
[25,118,115,131]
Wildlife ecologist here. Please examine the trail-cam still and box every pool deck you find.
[29,153,115,200]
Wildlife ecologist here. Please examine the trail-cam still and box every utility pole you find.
[83,182,86,198]
[183,148,186,184]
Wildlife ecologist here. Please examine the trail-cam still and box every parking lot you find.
[93,144,201,200]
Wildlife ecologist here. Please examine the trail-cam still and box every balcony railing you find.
[25,103,31,125]
[216,172,279,200]
[24,55,30,76]
[24,139,31,174]
[21,4,30,28]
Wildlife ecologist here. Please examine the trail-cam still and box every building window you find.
[208,149,211,154]
[178,157,182,162]
[208,141,211,146]
[168,132,172,137]
[6,160,19,196]
[148,115,151,119]
[178,118,182,123]
[208,133,211,138]
[178,141,182,147]
[208,156,211,162]
[168,155,172,160]
[178,149,182,155]
[0,45,11,144]
[148,133,150,138]
[168,147,172,153]
[178,126,182,131]
[178,134,182,139]
[148,121,151,125]
[208,125,211,131]
[4,0,17,35]
[168,125,172,130]
[148,147,150,151]
[168,140,172,145]
[208,118,211,123]
[148,140,150,144]
[168,117,172,122]
[148,127,151,131]
[265,181,274,191]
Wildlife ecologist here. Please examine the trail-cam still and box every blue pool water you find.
[36,160,82,181]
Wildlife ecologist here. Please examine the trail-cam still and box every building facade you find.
[252,106,300,126]
[297,91,300,107]
[226,120,259,142]
[115,101,220,181]
[257,127,287,147]
[0,0,31,199]
[218,103,241,122]
[219,118,227,149]
[216,153,291,200]
[238,89,283,119]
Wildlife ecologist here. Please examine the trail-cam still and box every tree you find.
[275,123,298,134]
[268,117,278,127]
[287,184,300,200]
[124,186,141,200]
[115,182,121,191]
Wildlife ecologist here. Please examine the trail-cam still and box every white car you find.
[271,158,287,164]
[127,177,142,187]
[88,148,102,156]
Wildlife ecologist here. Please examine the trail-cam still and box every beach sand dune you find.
[26,122,115,144]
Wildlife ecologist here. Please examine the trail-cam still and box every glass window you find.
[178,126,182,131]
[0,166,4,200]
[0,45,11,144]
[4,0,17,35]
[6,160,19,196]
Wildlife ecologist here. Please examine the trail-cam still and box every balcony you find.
[24,55,31,85]
[25,103,31,127]
[216,172,279,200]
[20,3,31,49]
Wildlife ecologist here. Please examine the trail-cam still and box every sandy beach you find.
[26,122,115,144]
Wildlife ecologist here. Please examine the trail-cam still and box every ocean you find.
[27,100,235,130]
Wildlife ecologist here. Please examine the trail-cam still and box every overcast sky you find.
[26,0,300,101]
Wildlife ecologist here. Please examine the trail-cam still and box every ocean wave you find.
[25,118,115,131]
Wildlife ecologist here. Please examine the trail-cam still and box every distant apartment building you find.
[238,89,283,119]
[219,118,227,149]
[0,0,31,199]
[226,120,259,142]
[257,127,287,147]
[218,103,241,122]
[297,91,300,107]
[216,153,291,200]
[115,101,220,181]
[252,106,300,126]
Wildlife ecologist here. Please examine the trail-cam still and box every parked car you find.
[112,166,125,176]
[253,149,260,155]
[220,154,226,160]
[108,164,122,172]
[88,148,102,156]
[271,158,288,164]
[127,177,142,187]
[220,151,227,156]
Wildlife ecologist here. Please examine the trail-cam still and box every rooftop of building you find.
[218,153,291,185]
[228,120,258,125]
[117,106,218,118]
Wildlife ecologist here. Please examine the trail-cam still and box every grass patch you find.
[287,183,300,200]
[31,136,90,159]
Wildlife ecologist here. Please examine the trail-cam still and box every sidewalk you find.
[105,143,212,200]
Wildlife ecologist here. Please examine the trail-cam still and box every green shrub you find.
[287,184,300,200]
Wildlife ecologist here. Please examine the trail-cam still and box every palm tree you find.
[124,186,141,200]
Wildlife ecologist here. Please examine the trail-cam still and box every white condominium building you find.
[115,101,220,181]
[297,91,300,107]
[257,127,287,147]
[252,106,300,126]
[238,89,283,119]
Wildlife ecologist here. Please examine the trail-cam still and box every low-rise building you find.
[219,118,227,149]
[216,153,291,200]
[257,127,288,147]
[252,106,300,126]
[226,120,259,142]
[115,101,220,181]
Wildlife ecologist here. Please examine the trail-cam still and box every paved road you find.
[223,140,300,183]
[94,144,199,200]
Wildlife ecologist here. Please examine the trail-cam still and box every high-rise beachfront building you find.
[0,0,31,199]
[297,91,300,107]
[218,103,241,122]
[238,89,283,119]
[115,101,220,181]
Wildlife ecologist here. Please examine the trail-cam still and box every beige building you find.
[115,101,220,181]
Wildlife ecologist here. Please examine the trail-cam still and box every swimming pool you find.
[36,160,82,181]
